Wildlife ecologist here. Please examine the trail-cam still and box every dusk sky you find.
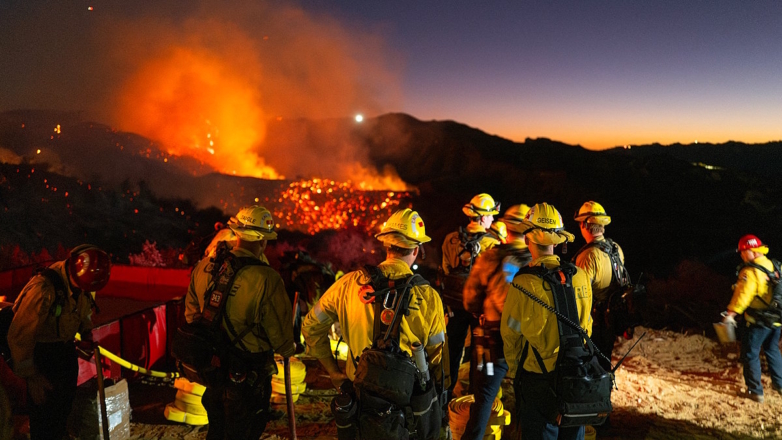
[2,0,781,150]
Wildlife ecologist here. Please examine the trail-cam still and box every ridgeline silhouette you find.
[3,109,780,330]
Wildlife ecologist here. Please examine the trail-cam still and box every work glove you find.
[722,312,737,327]
[76,338,96,360]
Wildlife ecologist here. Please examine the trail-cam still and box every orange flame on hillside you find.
[110,3,409,192]
[117,47,280,179]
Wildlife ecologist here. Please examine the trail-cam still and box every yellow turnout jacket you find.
[302,258,449,387]
[185,247,295,357]
[502,255,592,377]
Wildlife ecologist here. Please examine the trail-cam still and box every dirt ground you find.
[10,327,782,439]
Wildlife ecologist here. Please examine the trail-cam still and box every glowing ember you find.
[271,179,410,234]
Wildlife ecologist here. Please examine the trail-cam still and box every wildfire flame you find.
[271,179,410,234]
[108,6,413,192]
[117,47,280,179]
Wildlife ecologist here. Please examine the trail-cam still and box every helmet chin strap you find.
[419,244,426,260]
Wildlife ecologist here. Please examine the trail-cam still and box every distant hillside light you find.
[355,114,364,123]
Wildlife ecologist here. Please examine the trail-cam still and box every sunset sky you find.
[1,0,781,150]
[305,1,782,149]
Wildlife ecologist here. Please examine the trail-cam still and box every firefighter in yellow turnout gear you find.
[441,193,500,397]
[184,205,295,440]
[460,204,532,440]
[723,234,782,403]
[572,201,626,371]
[501,203,593,440]
[302,208,448,439]
[442,193,501,275]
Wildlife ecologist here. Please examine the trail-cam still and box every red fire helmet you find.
[68,244,111,291]
[737,234,766,253]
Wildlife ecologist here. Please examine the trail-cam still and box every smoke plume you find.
[0,0,407,189]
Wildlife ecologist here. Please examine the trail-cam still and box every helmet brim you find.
[375,231,429,249]
[524,228,575,246]
[228,225,277,241]
[574,213,611,225]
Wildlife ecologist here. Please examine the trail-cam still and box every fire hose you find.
[75,333,179,379]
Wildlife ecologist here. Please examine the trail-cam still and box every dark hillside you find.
[606,140,782,176]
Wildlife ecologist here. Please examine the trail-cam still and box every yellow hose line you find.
[76,333,179,379]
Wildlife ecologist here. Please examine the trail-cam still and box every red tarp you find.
[0,265,192,385]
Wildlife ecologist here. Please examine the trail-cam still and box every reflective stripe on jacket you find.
[728,255,774,323]
[302,257,449,388]
[574,236,624,304]
[502,255,592,378]
[185,247,295,357]
[9,261,94,377]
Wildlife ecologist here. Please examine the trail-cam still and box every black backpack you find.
[350,265,444,440]
[512,262,614,427]
[571,238,630,290]
[171,244,266,387]
[0,268,73,365]
[740,258,782,328]
[572,238,646,338]
[439,228,489,309]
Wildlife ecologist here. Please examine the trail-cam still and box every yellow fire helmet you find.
[462,193,501,217]
[375,208,432,249]
[489,221,508,244]
[574,201,612,226]
[520,202,575,246]
[502,204,531,232]
[227,205,278,241]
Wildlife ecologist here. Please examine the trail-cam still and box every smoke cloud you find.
[0,0,406,188]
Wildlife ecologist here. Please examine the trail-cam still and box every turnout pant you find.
[461,358,508,440]
[447,308,473,394]
[29,341,79,440]
[591,302,615,371]
[202,373,273,440]
[741,322,782,396]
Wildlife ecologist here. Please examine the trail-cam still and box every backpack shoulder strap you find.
[39,268,78,337]
[744,261,776,278]
[360,265,428,347]
[457,228,489,268]
[199,252,266,348]
[39,267,67,301]
[511,263,611,367]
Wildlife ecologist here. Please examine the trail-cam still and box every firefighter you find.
[501,203,592,440]
[8,245,110,440]
[461,204,531,440]
[185,205,295,440]
[279,250,336,354]
[572,201,626,371]
[302,208,448,438]
[722,234,782,403]
[441,193,500,395]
